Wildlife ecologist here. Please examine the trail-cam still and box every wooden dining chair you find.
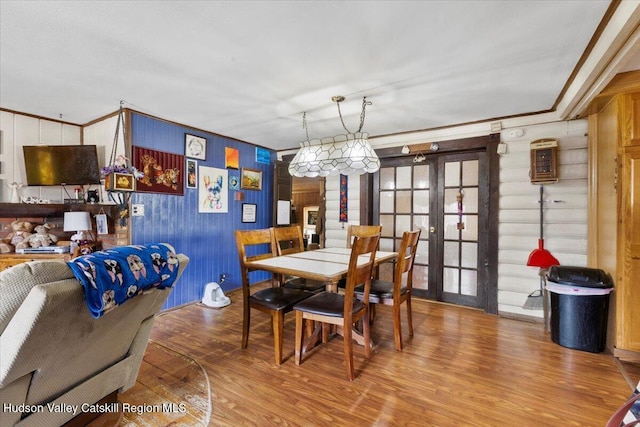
[293,233,380,381]
[346,224,382,248]
[354,229,421,351]
[271,225,326,293]
[235,228,313,365]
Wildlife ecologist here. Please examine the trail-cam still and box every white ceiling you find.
[1,1,638,152]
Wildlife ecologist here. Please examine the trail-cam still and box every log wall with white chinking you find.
[497,120,588,318]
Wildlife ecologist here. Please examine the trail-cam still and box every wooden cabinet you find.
[0,253,70,271]
[587,71,640,360]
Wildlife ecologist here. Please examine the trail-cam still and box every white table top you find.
[245,247,397,286]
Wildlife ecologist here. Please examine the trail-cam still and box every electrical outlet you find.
[132,204,145,216]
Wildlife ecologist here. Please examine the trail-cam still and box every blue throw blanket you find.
[67,243,180,318]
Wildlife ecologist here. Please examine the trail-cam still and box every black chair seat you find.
[283,277,326,293]
[250,287,312,311]
[354,280,407,304]
[293,292,364,317]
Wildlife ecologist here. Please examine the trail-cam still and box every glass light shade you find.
[288,132,380,178]
[63,211,92,232]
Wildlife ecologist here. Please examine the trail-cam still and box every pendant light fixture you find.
[288,96,380,177]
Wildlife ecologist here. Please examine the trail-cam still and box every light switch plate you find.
[132,204,145,216]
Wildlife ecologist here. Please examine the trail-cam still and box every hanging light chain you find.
[302,111,310,141]
[357,96,372,132]
[108,100,126,167]
[333,96,371,134]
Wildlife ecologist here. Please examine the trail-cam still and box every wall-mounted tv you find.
[23,145,101,186]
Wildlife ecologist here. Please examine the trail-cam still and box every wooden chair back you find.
[343,234,381,306]
[235,228,313,365]
[272,225,305,256]
[393,230,421,293]
[294,232,381,380]
[346,225,382,248]
[235,228,274,297]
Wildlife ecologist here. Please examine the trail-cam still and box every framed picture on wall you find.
[185,134,206,160]
[198,166,228,213]
[303,205,319,233]
[186,158,197,189]
[241,168,262,190]
[225,147,239,169]
[242,203,257,223]
[133,147,184,195]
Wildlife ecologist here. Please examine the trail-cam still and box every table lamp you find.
[63,211,93,243]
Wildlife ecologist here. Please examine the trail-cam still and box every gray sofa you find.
[0,244,188,427]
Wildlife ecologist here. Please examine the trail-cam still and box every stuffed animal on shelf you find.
[0,220,34,253]
[26,223,58,248]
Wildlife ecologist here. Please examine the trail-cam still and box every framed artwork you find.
[303,205,319,233]
[229,175,240,190]
[186,158,198,189]
[256,147,270,164]
[198,166,228,213]
[242,203,257,223]
[95,213,109,235]
[225,147,239,169]
[133,147,184,195]
[185,134,207,160]
[241,168,262,191]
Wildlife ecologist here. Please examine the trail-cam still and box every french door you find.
[374,150,491,310]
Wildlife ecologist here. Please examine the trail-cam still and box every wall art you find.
[229,175,240,190]
[199,165,228,213]
[256,147,270,164]
[185,133,207,160]
[186,158,197,189]
[225,147,239,169]
[242,203,257,223]
[133,146,184,195]
[241,168,262,191]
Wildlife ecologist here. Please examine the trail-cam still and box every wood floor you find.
[144,285,634,426]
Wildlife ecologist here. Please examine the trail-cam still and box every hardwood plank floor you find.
[146,285,633,426]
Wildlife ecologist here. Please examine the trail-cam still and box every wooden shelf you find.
[0,203,119,218]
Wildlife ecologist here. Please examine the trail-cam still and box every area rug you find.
[118,341,212,426]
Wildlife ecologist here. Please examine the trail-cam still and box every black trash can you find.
[546,266,613,353]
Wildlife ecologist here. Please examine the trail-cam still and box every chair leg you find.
[342,320,355,381]
[242,302,250,349]
[369,304,376,324]
[406,296,414,337]
[363,307,371,359]
[321,323,330,343]
[393,302,403,351]
[272,311,284,365]
[294,311,304,366]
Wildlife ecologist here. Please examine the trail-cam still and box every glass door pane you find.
[440,157,480,304]
[376,162,431,291]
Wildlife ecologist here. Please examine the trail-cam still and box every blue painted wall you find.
[129,113,274,309]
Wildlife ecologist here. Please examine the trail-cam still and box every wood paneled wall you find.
[128,113,275,309]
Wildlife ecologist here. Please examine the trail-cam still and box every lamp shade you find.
[288,133,380,178]
[64,211,92,232]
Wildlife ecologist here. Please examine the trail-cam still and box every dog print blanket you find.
[68,243,180,318]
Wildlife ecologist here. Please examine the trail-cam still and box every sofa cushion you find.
[0,261,73,334]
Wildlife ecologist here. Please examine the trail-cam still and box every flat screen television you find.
[23,145,101,186]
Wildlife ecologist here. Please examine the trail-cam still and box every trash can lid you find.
[546,265,613,289]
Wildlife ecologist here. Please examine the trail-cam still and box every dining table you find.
[244,246,398,351]
[244,246,398,293]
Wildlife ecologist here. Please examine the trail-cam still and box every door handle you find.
[429,227,436,233]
